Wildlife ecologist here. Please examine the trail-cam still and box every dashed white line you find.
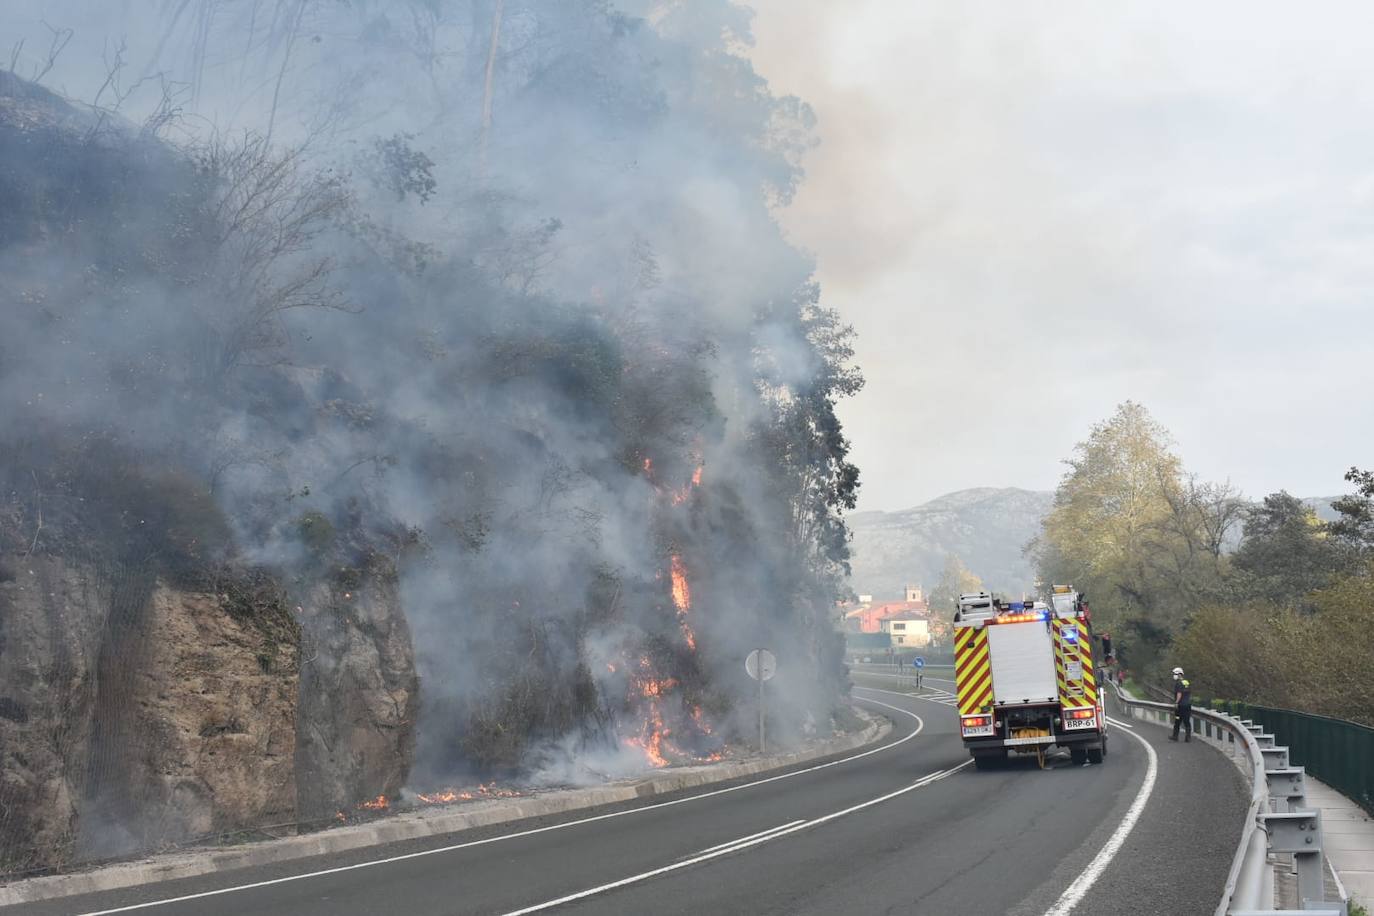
[690,820,805,857]
[498,761,974,915]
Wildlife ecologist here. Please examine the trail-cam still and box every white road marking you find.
[855,684,960,709]
[1041,721,1159,916]
[852,668,956,686]
[690,821,804,857]
[1106,715,1135,730]
[73,697,924,915]
[498,760,974,915]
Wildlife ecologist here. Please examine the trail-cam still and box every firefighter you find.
[1169,668,1192,742]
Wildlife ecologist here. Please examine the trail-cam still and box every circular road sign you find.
[913,657,925,669]
[746,648,777,681]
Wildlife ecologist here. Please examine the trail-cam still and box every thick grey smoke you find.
[0,0,859,865]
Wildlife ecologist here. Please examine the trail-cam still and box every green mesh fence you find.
[1217,701,1374,816]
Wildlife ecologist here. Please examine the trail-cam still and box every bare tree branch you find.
[264,0,307,146]
[190,130,353,380]
[31,21,74,85]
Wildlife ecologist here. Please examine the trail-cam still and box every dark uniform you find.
[1171,679,1192,741]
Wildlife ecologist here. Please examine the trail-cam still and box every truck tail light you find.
[961,715,995,737]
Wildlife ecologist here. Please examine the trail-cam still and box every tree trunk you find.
[478,0,505,178]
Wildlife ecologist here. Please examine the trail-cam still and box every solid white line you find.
[1106,715,1135,730]
[74,697,924,916]
[498,761,974,916]
[1042,721,1159,916]
[690,820,805,856]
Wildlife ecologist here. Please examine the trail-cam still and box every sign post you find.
[745,648,777,753]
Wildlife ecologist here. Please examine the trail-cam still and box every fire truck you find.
[953,586,1107,769]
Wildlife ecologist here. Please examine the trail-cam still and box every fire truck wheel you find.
[1086,746,1104,765]
[972,753,1004,771]
[1070,747,1087,766]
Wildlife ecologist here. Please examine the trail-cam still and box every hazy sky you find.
[747,1,1374,511]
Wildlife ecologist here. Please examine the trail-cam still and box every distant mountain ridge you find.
[847,488,1343,605]
[847,487,1053,602]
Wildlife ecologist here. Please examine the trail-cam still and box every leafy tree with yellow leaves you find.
[1030,401,1239,673]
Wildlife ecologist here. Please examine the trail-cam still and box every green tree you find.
[1331,466,1374,555]
[1176,572,1374,727]
[1308,569,1374,725]
[1031,402,1239,673]
[1233,491,1349,610]
[1032,402,1182,620]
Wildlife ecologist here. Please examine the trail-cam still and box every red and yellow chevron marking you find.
[1052,618,1097,709]
[954,624,993,715]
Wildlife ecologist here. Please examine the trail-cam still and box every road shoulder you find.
[0,706,891,910]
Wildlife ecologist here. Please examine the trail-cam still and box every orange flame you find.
[670,556,691,611]
[417,783,522,805]
[639,676,678,697]
[669,463,705,505]
[670,555,697,649]
[358,795,388,811]
[624,703,670,768]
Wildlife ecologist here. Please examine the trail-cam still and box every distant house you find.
[845,586,928,634]
[882,616,931,648]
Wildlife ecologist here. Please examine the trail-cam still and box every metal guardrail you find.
[1215,702,1374,819]
[1110,684,1345,915]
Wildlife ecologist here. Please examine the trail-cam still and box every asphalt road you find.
[10,682,1247,916]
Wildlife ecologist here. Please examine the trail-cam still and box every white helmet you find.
[1172,667,1184,676]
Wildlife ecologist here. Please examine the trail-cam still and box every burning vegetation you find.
[416,784,522,805]
[0,0,863,870]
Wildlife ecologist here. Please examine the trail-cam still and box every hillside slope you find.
[847,488,1053,601]
[848,489,1342,604]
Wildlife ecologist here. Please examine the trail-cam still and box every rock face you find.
[78,585,300,859]
[0,554,109,872]
[0,553,418,872]
[295,568,418,819]
[0,556,307,869]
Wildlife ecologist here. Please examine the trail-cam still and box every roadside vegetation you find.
[1031,402,1373,726]
[1,2,861,791]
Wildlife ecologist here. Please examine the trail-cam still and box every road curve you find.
[10,684,1247,916]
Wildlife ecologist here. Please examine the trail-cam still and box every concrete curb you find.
[0,708,891,908]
